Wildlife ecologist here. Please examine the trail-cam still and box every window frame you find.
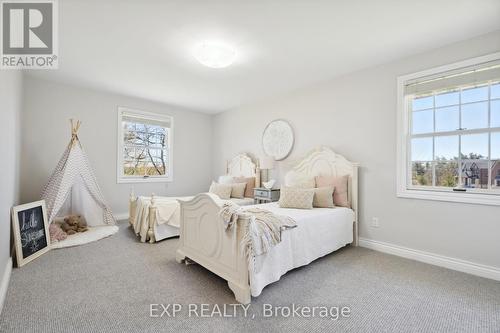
[116,107,174,184]
[397,52,500,206]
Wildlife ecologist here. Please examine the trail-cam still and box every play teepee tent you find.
[42,120,116,231]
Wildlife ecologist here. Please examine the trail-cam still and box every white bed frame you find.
[128,153,259,243]
[176,147,359,303]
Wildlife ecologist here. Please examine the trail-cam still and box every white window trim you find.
[117,107,174,184]
[396,52,500,206]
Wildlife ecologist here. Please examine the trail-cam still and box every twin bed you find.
[175,147,359,303]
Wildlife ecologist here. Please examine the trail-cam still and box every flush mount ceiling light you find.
[194,41,236,68]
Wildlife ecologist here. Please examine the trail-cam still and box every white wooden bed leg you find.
[353,221,359,247]
[351,164,359,246]
[228,281,251,304]
[175,249,186,264]
[148,193,157,243]
[129,188,136,226]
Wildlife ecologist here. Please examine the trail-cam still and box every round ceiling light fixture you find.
[194,41,236,68]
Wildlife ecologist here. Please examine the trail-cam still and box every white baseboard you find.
[0,257,13,314]
[113,212,129,221]
[359,238,500,281]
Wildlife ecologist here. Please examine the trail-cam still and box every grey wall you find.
[20,76,213,215]
[212,31,500,269]
[0,72,22,280]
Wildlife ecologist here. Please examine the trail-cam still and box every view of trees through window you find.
[410,82,500,190]
[122,121,169,177]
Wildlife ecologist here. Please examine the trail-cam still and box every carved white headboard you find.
[286,146,359,245]
[225,153,260,189]
[226,154,257,178]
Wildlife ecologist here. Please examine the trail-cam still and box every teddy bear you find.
[61,214,88,235]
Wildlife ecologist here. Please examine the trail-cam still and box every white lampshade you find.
[259,156,274,170]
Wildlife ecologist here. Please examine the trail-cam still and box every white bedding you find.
[132,196,189,242]
[242,202,354,297]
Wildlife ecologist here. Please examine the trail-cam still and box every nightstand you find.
[253,188,280,204]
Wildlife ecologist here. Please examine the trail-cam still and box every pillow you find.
[218,175,234,184]
[233,177,256,198]
[209,181,232,200]
[284,171,315,189]
[313,186,335,208]
[315,175,349,207]
[278,187,314,209]
[230,182,247,199]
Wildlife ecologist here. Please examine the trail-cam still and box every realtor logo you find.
[1,0,58,69]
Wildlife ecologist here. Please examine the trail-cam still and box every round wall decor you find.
[262,119,294,161]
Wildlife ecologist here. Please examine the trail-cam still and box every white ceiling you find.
[28,0,500,113]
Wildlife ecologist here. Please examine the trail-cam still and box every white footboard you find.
[128,190,157,243]
[147,194,157,243]
[176,193,252,304]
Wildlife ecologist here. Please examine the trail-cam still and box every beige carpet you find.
[1,221,499,332]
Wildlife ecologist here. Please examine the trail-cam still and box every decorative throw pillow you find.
[230,182,247,199]
[218,175,234,184]
[279,187,315,209]
[209,181,232,200]
[284,171,315,189]
[315,175,350,207]
[313,186,335,208]
[233,177,256,198]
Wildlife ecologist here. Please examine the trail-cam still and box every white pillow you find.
[230,183,247,199]
[284,171,315,189]
[218,175,234,184]
[278,187,315,209]
[209,181,232,199]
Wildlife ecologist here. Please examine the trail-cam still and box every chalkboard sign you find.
[12,200,51,267]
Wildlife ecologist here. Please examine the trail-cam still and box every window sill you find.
[117,177,173,184]
[397,188,500,206]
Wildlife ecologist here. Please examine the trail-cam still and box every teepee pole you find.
[70,119,82,147]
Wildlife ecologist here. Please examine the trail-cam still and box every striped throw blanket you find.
[219,202,297,272]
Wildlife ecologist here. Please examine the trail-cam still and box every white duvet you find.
[242,202,354,297]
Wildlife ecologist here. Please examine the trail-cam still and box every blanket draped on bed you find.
[133,197,180,242]
[220,202,297,272]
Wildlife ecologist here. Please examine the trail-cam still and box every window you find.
[117,107,173,183]
[397,53,500,205]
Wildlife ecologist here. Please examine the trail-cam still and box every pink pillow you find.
[315,175,350,207]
